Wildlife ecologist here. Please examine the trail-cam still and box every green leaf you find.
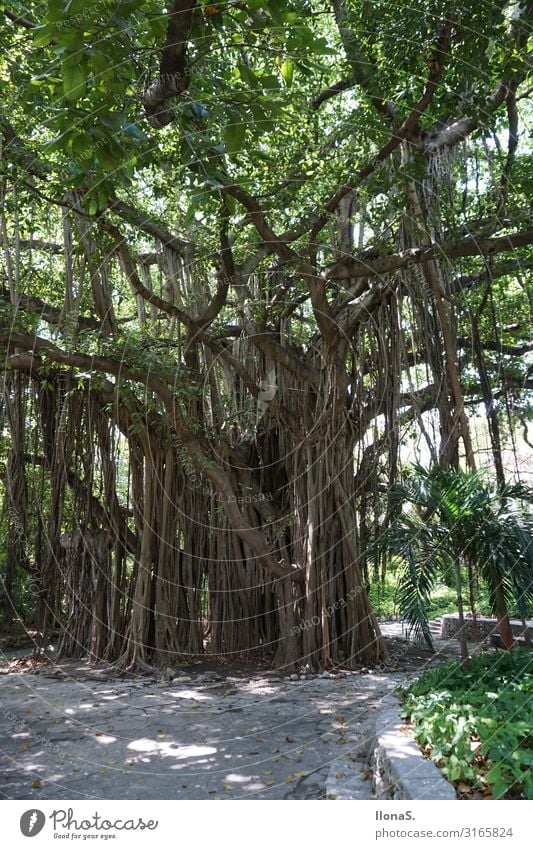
[224,120,246,154]
[280,59,294,87]
[123,123,147,142]
[266,0,286,26]
[33,25,54,48]
[62,62,86,101]
[224,192,236,215]
[237,63,259,89]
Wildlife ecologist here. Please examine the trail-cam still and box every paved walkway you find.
[0,664,407,800]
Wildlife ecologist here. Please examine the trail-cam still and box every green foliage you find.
[369,573,458,620]
[398,650,533,799]
[372,466,533,645]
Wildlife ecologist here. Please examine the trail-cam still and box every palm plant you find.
[374,465,533,662]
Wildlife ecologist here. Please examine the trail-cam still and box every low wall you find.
[440,613,532,642]
[371,696,457,800]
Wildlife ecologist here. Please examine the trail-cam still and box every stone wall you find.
[371,696,457,800]
[440,614,532,642]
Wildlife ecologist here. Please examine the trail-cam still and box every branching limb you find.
[326,227,533,281]
[141,1,197,128]
[308,15,453,248]
[330,0,399,122]
[4,8,36,29]
[103,219,260,398]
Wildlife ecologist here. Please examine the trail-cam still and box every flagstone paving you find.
[0,663,410,800]
[0,622,479,801]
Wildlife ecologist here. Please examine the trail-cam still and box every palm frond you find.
[375,516,442,649]
[377,464,533,646]
[396,541,439,650]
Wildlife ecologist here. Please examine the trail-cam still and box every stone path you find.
[0,664,407,800]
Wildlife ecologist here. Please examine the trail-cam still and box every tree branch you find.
[1,288,99,331]
[422,2,532,152]
[422,81,510,151]
[108,199,192,255]
[308,14,453,248]
[456,337,533,358]
[220,225,315,386]
[103,219,261,398]
[141,1,197,128]
[330,0,399,122]
[4,8,36,29]
[311,78,352,110]
[222,184,296,263]
[325,228,533,281]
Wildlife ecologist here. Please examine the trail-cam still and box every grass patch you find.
[397,650,533,799]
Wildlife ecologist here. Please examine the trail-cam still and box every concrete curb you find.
[371,695,457,800]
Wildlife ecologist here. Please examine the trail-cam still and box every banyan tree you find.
[0,1,531,670]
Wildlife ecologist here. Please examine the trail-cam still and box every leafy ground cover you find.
[398,650,533,799]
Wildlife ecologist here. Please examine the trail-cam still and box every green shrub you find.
[398,650,533,799]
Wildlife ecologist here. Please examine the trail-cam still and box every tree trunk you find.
[454,560,470,668]
[490,567,514,651]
